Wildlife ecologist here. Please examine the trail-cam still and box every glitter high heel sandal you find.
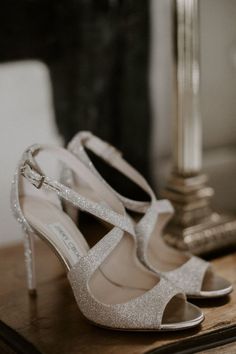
[11,144,204,331]
[66,131,233,299]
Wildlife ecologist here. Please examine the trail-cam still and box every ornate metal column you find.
[163,0,236,254]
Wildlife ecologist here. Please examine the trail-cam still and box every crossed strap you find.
[68,131,174,233]
[69,132,156,206]
[19,144,135,237]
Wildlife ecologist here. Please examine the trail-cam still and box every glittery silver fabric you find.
[67,132,212,296]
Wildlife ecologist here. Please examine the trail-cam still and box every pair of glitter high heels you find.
[11,132,232,331]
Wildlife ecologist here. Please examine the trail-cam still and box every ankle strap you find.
[19,144,135,236]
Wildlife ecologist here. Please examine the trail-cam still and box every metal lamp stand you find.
[163,0,236,255]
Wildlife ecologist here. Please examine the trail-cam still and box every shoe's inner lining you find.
[147,212,190,272]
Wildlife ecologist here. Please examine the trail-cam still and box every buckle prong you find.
[20,160,45,189]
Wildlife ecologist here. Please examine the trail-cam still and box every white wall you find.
[0,61,61,247]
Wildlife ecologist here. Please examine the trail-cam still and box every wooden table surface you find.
[0,240,236,354]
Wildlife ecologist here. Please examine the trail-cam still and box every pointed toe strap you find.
[165,256,210,295]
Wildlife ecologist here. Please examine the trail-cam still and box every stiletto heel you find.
[23,230,37,296]
[11,144,204,331]
[68,131,233,299]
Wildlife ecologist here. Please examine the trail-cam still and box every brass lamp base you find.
[163,173,236,255]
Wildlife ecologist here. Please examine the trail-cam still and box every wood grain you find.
[0,239,236,354]
[202,342,236,354]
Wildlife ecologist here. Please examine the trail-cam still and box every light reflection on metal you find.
[174,0,201,176]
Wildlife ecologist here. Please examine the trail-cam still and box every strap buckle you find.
[20,160,45,189]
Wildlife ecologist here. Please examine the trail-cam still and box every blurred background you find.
[0,0,236,246]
